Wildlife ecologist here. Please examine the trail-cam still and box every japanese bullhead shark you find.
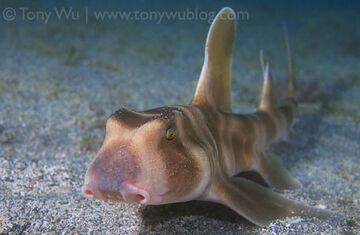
[82,7,330,226]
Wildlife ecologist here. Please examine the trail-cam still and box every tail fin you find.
[258,50,278,111]
[283,24,296,98]
[260,49,266,73]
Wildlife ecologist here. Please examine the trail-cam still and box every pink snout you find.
[119,183,150,204]
[81,182,150,204]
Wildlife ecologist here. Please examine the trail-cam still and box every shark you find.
[81,7,331,226]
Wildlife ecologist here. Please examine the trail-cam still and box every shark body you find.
[82,7,330,226]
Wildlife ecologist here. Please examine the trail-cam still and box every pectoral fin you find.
[209,177,331,226]
[191,7,236,112]
[254,152,301,190]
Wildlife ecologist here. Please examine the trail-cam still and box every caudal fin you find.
[283,24,296,99]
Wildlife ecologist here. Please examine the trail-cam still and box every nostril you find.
[82,185,95,199]
[84,189,93,196]
[120,183,150,204]
[136,194,145,201]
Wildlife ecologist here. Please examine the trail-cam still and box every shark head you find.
[82,106,213,205]
[82,7,235,206]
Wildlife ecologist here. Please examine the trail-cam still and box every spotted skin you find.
[82,7,331,226]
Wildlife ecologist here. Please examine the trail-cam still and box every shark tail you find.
[257,26,298,143]
[283,24,296,99]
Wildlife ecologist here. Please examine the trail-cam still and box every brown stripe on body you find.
[177,106,218,196]
[230,114,257,174]
[247,113,269,149]
[219,111,237,176]
[248,97,298,148]
[211,113,259,176]
[226,98,296,175]
[197,107,238,177]
[251,110,287,146]
[157,105,216,200]
[179,106,217,169]
[253,111,277,144]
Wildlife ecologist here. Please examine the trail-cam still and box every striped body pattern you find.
[82,7,330,226]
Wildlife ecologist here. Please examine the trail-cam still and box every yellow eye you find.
[165,127,176,140]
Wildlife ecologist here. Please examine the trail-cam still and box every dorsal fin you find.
[191,7,236,112]
[258,51,278,111]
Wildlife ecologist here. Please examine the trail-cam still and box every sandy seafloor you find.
[0,0,359,234]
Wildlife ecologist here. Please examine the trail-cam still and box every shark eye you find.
[165,126,176,140]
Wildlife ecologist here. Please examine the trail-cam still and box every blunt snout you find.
[82,145,149,204]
